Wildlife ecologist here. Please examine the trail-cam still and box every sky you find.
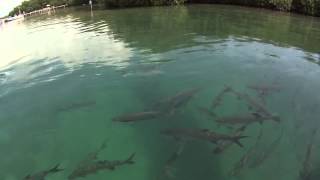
[0,0,25,17]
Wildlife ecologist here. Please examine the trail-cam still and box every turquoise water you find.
[0,4,320,180]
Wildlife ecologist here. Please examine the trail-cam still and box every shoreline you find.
[7,3,320,20]
[92,2,320,17]
[189,3,320,18]
[186,1,320,17]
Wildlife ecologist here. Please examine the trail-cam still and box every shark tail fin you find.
[49,164,64,174]
[97,139,108,153]
[126,153,135,164]
[232,135,248,147]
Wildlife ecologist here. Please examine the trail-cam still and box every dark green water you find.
[0,4,320,180]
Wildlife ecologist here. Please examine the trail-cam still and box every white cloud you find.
[0,0,25,17]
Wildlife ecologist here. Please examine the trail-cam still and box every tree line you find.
[9,0,95,16]
[8,0,320,17]
[8,0,185,16]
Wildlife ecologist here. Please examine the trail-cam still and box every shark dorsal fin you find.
[251,112,262,118]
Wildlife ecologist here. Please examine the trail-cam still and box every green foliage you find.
[95,0,186,8]
[9,0,80,16]
[7,0,320,17]
[189,0,320,16]
[68,0,91,6]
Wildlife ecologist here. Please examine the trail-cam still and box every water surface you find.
[0,4,320,180]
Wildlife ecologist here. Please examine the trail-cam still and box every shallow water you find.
[0,4,320,180]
